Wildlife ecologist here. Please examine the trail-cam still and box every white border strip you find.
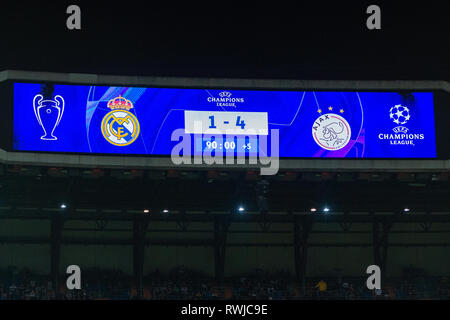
[1,70,450,92]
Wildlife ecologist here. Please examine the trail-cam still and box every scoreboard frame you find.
[1,70,449,172]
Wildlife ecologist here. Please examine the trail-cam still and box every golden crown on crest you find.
[107,95,134,110]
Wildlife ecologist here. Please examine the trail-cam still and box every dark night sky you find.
[1,1,449,80]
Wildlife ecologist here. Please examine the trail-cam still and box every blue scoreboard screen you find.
[13,82,437,158]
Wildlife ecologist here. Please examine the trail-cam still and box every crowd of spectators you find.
[0,267,55,300]
[0,266,448,300]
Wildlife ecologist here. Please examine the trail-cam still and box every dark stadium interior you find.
[0,167,449,213]
[2,1,449,81]
[0,166,449,299]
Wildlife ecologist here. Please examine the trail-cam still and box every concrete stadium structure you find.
[0,70,448,298]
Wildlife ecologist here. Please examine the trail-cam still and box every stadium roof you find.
[0,165,448,216]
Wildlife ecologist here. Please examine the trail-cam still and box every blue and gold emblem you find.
[101,95,140,146]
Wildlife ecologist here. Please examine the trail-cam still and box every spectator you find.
[314,279,327,298]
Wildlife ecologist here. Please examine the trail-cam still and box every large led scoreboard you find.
[10,82,438,159]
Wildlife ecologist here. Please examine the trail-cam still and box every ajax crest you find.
[101,96,140,146]
[312,112,351,151]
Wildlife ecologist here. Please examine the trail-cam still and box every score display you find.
[184,111,268,135]
[12,82,437,158]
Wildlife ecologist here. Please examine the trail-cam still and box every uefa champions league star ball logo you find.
[101,96,140,147]
[312,112,351,151]
[389,105,410,125]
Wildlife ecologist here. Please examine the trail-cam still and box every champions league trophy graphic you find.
[33,94,65,140]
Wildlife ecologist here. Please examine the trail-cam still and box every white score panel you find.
[184,111,268,135]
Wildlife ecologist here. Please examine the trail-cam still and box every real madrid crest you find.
[312,107,351,151]
[101,95,140,146]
